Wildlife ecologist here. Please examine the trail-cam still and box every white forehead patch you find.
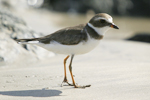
[107,17,113,23]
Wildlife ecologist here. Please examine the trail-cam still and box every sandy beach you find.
[0,40,150,100]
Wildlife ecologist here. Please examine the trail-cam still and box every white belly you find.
[37,38,100,55]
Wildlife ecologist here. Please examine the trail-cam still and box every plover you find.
[16,13,119,88]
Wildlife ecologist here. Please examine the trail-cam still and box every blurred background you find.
[0,0,150,65]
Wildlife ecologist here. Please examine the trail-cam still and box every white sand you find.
[0,40,150,100]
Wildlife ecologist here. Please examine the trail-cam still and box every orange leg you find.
[61,55,73,86]
[69,55,91,88]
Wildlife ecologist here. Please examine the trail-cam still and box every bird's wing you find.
[38,24,88,45]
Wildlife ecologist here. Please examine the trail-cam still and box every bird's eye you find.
[100,19,106,23]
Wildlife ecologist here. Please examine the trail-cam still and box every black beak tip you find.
[114,25,119,29]
[111,24,119,29]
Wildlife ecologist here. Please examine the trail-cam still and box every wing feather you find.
[39,24,88,45]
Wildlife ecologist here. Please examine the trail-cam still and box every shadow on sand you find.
[0,89,62,97]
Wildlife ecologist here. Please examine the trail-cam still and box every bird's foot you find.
[61,77,91,88]
[61,81,74,86]
[61,78,73,87]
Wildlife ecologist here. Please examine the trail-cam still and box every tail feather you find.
[16,38,39,44]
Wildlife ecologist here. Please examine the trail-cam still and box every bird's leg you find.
[61,55,73,86]
[69,54,91,88]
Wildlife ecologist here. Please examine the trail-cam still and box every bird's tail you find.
[15,38,39,44]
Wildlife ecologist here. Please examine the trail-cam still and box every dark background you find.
[42,0,150,17]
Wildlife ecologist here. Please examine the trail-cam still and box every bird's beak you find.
[110,23,119,29]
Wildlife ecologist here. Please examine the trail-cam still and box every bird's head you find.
[88,13,119,35]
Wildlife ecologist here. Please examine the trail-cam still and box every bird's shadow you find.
[0,89,62,97]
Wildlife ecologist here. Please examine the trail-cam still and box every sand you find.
[0,40,150,100]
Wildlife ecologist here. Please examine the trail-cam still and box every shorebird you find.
[16,13,119,88]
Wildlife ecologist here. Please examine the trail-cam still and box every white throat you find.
[87,23,111,36]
